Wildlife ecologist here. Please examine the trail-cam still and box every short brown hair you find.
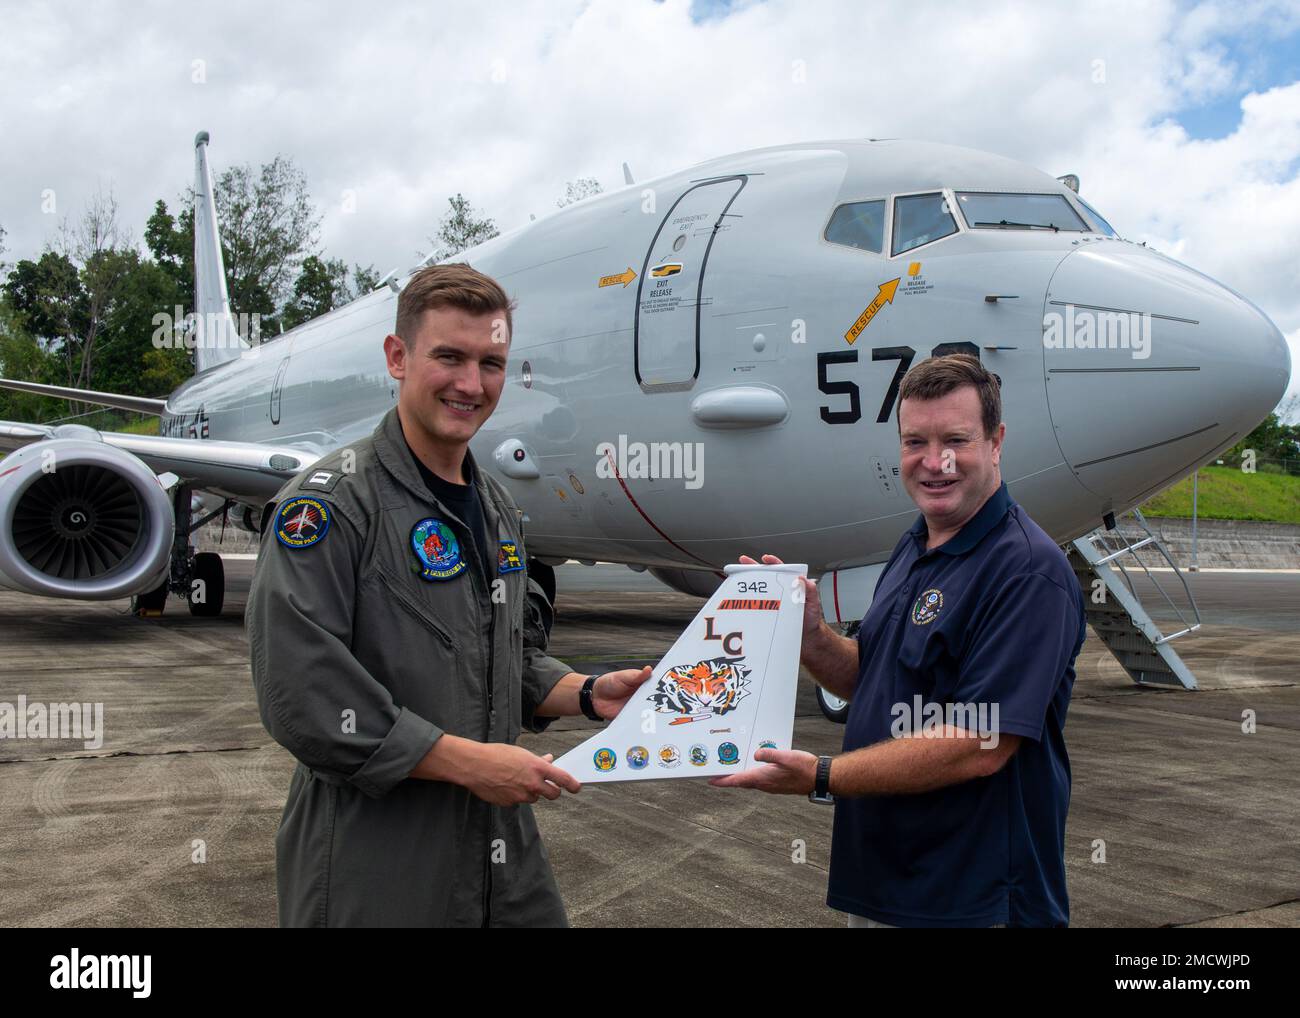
[897,354,1001,438]
[394,263,516,347]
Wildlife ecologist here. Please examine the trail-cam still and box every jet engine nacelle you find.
[0,429,174,599]
[648,566,724,598]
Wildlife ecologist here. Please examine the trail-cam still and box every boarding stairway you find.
[1066,508,1201,689]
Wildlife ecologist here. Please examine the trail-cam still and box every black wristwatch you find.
[809,755,834,804]
[579,674,603,722]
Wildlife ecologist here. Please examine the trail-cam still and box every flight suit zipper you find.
[457,521,496,927]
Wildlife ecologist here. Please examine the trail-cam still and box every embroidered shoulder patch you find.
[498,540,525,573]
[275,497,331,549]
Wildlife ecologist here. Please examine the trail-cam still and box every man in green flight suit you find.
[247,263,650,927]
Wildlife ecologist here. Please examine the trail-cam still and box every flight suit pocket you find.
[372,565,459,651]
[359,565,465,732]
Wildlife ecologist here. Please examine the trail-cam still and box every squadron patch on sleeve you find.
[275,496,331,549]
[411,518,466,581]
[497,540,525,573]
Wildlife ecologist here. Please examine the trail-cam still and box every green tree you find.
[3,188,177,412]
[557,177,602,207]
[216,156,320,324]
[3,251,88,356]
[429,194,498,261]
[148,155,322,335]
[353,264,380,294]
[94,255,188,396]
[0,292,62,420]
[65,188,135,389]
[280,257,381,331]
[1227,398,1300,472]
[145,198,195,305]
[281,255,348,330]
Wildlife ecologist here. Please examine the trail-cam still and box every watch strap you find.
[810,755,834,803]
[579,674,602,722]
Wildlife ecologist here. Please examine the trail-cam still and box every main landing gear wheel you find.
[527,559,557,608]
[132,580,169,617]
[188,552,226,617]
[816,687,851,724]
[815,619,860,724]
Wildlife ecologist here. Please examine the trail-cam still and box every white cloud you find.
[0,0,1296,407]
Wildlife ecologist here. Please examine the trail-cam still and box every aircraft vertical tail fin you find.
[191,131,249,373]
[555,562,808,782]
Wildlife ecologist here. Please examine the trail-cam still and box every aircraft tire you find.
[132,581,169,616]
[188,552,226,617]
[528,559,557,611]
[815,620,860,724]
[816,685,852,725]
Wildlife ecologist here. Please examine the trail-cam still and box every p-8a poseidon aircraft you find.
[0,134,1290,651]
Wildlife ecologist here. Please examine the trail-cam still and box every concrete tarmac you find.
[0,561,1296,927]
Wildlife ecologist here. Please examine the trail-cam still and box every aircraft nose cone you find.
[1043,241,1290,505]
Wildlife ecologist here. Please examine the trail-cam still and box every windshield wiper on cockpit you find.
[974,220,1060,232]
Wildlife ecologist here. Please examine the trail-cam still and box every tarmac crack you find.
[0,743,268,766]
[1167,895,1300,927]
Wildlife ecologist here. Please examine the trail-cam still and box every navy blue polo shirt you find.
[827,481,1086,927]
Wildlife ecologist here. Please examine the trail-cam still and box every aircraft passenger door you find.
[635,176,746,392]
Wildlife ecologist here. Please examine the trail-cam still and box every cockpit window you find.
[1076,196,1119,238]
[825,200,886,253]
[955,192,1087,232]
[892,192,958,256]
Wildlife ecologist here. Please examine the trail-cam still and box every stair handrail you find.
[1082,508,1202,643]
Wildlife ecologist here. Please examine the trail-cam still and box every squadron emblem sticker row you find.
[590,740,767,773]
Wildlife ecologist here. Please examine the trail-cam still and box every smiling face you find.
[899,384,1005,543]
[384,305,510,458]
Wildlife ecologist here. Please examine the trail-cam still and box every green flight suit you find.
[246,407,572,927]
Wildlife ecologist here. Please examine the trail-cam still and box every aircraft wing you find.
[554,562,808,782]
[0,377,169,415]
[0,419,319,501]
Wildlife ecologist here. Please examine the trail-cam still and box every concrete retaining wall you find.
[1111,516,1300,569]
[195,522,259,555]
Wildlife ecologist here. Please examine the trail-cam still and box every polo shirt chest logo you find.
[410,517,467,581]
[910,588,944,625]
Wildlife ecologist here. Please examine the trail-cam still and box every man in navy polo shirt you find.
[712,354,1086,927]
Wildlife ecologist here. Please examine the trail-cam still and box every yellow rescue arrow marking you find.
[599,267,638,288]
[844,277,900,345]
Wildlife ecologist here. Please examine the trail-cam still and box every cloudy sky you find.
[2,0,1298,408]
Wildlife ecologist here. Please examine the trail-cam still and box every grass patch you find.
[1142,465,1300,523]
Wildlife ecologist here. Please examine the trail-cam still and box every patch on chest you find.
[411,517,466,581]
[910,588,944,625]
